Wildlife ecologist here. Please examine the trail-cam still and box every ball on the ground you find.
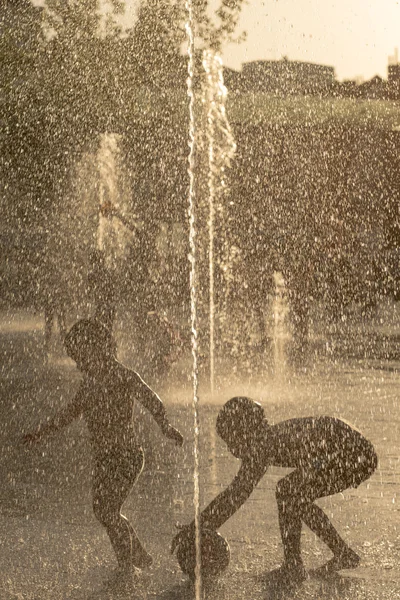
[176,529,230,580]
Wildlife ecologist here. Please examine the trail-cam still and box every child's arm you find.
[171,458,267,552]
[22,385,86,445]
[128,372,183,446]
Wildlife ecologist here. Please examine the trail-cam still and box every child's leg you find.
[275,473,304,570]
[299,502,358,562]
[93,490,132,568]
[92,448,152,570]
[94,492,152,570]
[276,469,357,571]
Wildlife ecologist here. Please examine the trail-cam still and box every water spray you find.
[203,50,236,394]
[96,133,133,268]
[185,2,202,598]
[99,199,140,234]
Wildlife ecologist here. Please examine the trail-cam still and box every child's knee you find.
[276,478,306,513]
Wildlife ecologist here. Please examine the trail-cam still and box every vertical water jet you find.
[273,271,288,379]
[203,49,236,394]
[185,2,202,598]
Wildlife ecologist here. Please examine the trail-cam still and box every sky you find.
[120,0,400,81]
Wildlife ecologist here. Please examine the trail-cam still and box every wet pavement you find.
[0,313,399,599]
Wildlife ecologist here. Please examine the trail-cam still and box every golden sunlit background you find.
[31,0,400,79]
[119,0,400,80]
[2,0,400,598]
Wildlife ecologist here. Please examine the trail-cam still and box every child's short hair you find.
[64,319,115,362]
[216,397,265,442]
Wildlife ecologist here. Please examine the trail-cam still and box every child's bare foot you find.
[322,547,360,572]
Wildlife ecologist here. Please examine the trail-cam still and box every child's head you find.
[64,319,116,373]
[216,397,266,459]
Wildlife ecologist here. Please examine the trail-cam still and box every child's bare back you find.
[78,363,166,452]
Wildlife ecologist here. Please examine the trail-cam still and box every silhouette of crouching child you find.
[172,397,377,582]
[23,319,184,574]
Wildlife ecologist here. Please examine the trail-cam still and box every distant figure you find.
[250,269,275,352]
[23,319,183,576]
[146,311,184,374]
[37,265,68,356]
[43,290,67,353]
[284,267,311,366]
[87,250,116,333]
[172,397,377,582]
[136,310,184,383]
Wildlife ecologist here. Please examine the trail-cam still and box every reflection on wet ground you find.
[0,319,399,598]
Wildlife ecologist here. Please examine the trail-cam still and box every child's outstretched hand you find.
[162,423,184,447]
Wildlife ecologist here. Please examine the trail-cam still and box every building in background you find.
[388,48,400,99]
[239,58,336,96]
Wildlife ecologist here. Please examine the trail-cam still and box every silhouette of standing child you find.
[23,319,183,574]
[172,397,377,582]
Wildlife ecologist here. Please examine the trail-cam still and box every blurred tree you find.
[125,0,186,87]
[1,0,248,310]
[0,0,43,217]
[0,1,46,304]
[125,0,246,86]
[120,0,247,314]
[0,0,127,308]
[227,123,400,362]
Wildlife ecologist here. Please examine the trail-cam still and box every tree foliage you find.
[126,0,247,85]
[1,0,248,305]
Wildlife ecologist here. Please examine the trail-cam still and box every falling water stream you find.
[97,133,120,256]
[202,50,237,508]
[203,50,237,397]
[205,54,216,401]
[96,133,133,266]
[185,2,202,598]
[97,182,106,251]
[273,271,288,379]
